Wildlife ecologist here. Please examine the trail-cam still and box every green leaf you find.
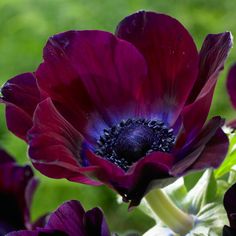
[182,169,217,214]
[184,171,204,191]
[215,130,236,178]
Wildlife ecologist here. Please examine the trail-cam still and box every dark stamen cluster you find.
[95,118,175,171]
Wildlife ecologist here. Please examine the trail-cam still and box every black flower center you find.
[95,118,175,171]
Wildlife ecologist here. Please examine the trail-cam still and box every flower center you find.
[95,118,175,171]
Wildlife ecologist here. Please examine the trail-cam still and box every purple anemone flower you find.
[7,200,111,236]
[0,149,38,235]
[0,11,232,206]
[227,63,236,128]
[223,183,236,236]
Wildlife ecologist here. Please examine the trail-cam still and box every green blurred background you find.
[0,0,236,234]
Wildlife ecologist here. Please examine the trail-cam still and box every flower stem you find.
[145,188,194,235]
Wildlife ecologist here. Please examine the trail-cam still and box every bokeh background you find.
[0,0,236,235]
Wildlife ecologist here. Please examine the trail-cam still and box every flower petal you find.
[86,150,174,206]
[227,63,236,109]
[46,200,111,236]
[0,161,37,233]
[84,208,111,236]
[6,229,67,236]
[35,30,147,143]
[0,149,14,164]
[0,73,40,141]
[188,32,233,103]
[45,200,86,235]
[171,117,228,176]
[7,201,111,236]
[224,183,236,229]
[116,11,199,125]
[28,98,100,186]
[181,32,233,137]
[223,225,236,236]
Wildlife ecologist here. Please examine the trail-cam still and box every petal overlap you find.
[0,150,38,234]
[1,73,40,141]
[116,11,199,125]
[28,98,100,185]
[35,30,147,143]
[181,32,233,138]
[7,200,111,236]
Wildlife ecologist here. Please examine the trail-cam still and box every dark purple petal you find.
[7,201,111,236]
[84,207,111,236]
[31,214,49,229]
[171,117,228,176]
[188,32,233,103]
[6,229,68,236]
[45,200,86,236]
[0,161,37,233]
[0,73,40,141]
[0,149,14,164]
[45,201,110,236]
[24,178,39,228]
[116,11,199,125]
[86,150,174,206]
[224,183,236,229]
[223,225,236,236]
[125,153,175,208]
[35,30,147,143]
[181,32,232,137]
[227,63,236,109]
[184,126,228,172]
[28,98,101,186]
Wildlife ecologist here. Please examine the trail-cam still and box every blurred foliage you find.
[1,0,236,234]
[143,170,227,235]
[215,128,236,178]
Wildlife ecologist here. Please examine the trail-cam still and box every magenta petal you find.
[116,11,198,125]
[171,117,228,176]
[35,30,147,142]
[224,183,236,229]
[125,152,175,207]
[188,32,233,103]
[28,98,99,185]
[182,32,233,136]
[227,63,236,109]
[186,127,228,171]
[87,150,174,206]
[0,73,40,141]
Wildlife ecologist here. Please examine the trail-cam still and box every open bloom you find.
[0,11,232,206]
[7,200,111,236]
[0,149,38,235]
[226,63,236,128]
[223,183,236,236]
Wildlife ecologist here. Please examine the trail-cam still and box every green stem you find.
[145,188,194,235]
